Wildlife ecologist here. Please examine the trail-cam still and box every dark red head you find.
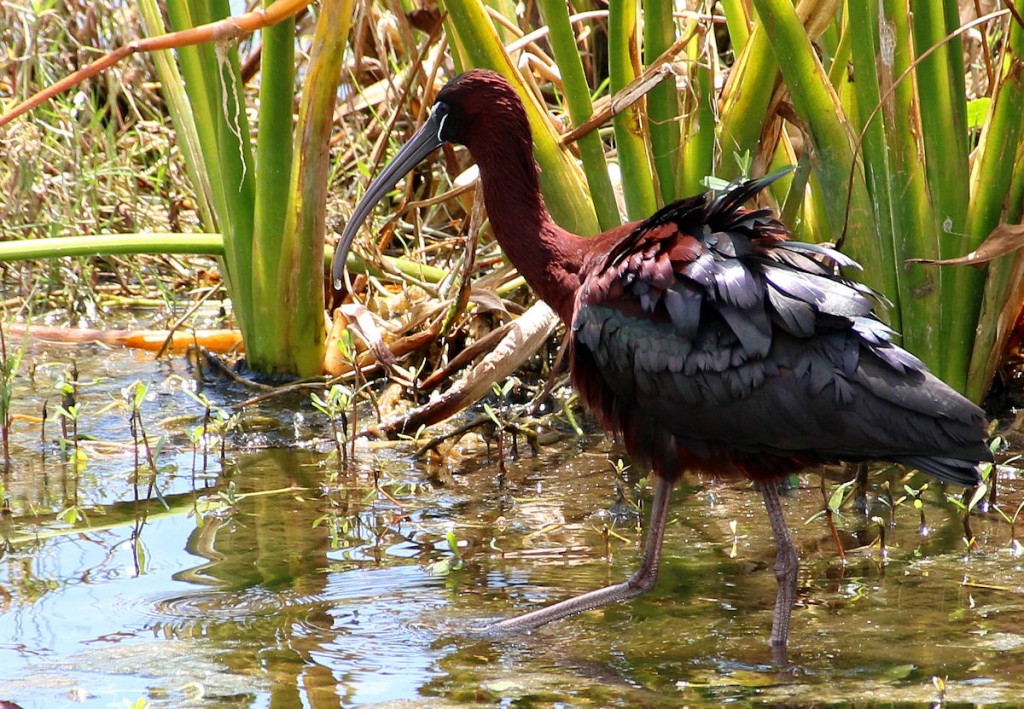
[432,70,532,154]
[331,69,534,287]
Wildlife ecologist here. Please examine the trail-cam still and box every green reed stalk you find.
[273,0,352,376]
[717,17,776,180]
[164,0,256,338]
[913,0,970,374]
[751,0,891,298]
[643,0,680,203]
[249,4,298,373]
[535,0,620,229]
[608,0,656,219]
[677,24,715,196]
[965,18,1024,400]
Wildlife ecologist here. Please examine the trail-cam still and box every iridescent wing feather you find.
[571,176,990,484]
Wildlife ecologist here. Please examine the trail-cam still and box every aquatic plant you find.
[2,1,1021,402]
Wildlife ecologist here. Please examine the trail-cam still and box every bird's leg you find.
[480,475,674,635]
[759,480,799,661]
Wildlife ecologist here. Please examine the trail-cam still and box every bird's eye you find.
[433,101,455,141]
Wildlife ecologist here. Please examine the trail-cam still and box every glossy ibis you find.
[331,69,991,657]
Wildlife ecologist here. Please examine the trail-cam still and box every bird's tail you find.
[896,454,986,487]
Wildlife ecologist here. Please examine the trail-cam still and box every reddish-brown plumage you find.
[332,68,992,655]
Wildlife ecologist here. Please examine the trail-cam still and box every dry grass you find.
[0,0,193,236]
[0,1,232,323]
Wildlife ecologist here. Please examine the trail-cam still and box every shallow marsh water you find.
[1,341,1023,707]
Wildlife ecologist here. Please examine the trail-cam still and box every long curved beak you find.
[331,107,448,289]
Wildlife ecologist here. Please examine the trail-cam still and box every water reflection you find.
[0,346,1023,706]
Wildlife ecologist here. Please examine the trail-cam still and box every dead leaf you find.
[341,303,395,367]
[469,288,510,317]
[907,223,1024,267]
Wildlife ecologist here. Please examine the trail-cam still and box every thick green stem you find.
[751,0,887,296]
[608,0,656,219]
[720,0,750,55]
[535,0,620,229]
[678,25,715,196]
[0,234,224,261]
[249,4,297,372]
[166,0,256,344]
[271,0,351,377]
[965,19,1024,400]
[643,0,680,203]
[717,17,777,179]
[913,0,970,377]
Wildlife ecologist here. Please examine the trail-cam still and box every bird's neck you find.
[474,145,589,325]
